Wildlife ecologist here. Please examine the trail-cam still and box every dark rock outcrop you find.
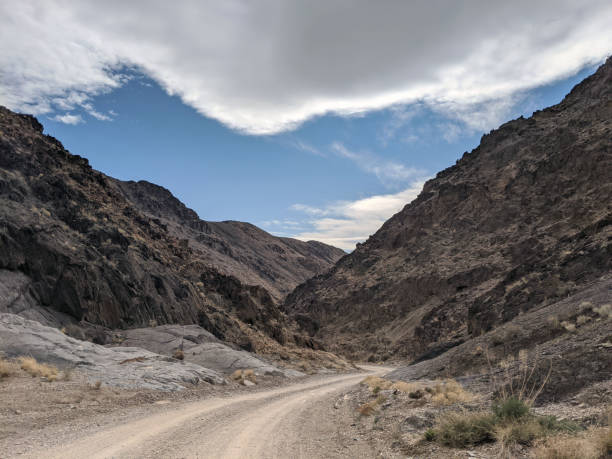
[284,57,612,362]
[0,106,340,353]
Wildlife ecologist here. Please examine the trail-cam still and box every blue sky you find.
[2,2,611,249]
[40,65,598,250]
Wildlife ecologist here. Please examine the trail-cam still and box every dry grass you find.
[361,376,421,395]
[430,379,473,405]
[18,357,59,381]
[230,369,257,385]
[358,395,387,416]
[0,356,20,379]
[594,303,612,319]
[533,427,611,459]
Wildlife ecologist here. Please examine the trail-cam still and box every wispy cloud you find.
[290,181,425,250]
[50,113,84,125]
[331,142,424,186]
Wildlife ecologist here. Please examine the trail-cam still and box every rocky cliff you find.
[115,179,345,302]
[284,57,612,362]
[0,107,341,353]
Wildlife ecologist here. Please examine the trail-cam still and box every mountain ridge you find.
[284,57,612,362]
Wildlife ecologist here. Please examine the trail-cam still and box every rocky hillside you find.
[115,179,345,302]
[0,106,340,353]
[284,57,612,363]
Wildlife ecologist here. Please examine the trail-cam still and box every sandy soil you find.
[4,365,392,458]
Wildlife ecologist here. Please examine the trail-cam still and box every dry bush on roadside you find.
[361,376,420,394]
[560,321,576,332]
[230,369,257,385]
[0,356,20,379]
[90,380,102,390]
[18,356,59,381]
[362,376,392,392]
[358,395,387,416]
[431,379,473,405]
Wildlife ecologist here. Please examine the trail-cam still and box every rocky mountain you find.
[284,57,612,364]
[0,106,341,354]
[114,179,345,302]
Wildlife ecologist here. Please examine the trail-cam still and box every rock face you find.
[284,57,612,362]
[115,180,345,302]
[0,313,225,390]
[0,106,340,352]
[114,324,304,377]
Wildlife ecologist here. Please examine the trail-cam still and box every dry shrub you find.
[431,379,473,405]
[560,321,576,332]
[486,348,551,406]
[0,356,20,379]
[576,315,591,326]
[358,395,387,416]
[495,418,545,446]
[173,349,185,360]
[361,376,420,394]
[230,369,256,384]
[594,304,612,320]
[362,376,392,392]
[91,380,102,390]
[434,411,497,447]
[18,357,58,381]
[534,428,611,459]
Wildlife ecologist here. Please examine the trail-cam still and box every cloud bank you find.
[1,1,611,132]
[290,182,425,250]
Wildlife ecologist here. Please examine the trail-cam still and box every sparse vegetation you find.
[18,356,59,381]
[594,303,612,319]
[173,349,185,360]
[0,356,20,379]
[433,411,498,447]
[230,368,257,385]
[534,427,612,459]
[430,379,473,405]
[358,395,387,416]
[361,376,421,395]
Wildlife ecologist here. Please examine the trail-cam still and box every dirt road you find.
[27,365,391,458]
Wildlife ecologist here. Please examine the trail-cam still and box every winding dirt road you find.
[31,365,391,459]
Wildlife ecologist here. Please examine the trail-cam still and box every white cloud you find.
[50,113,83,125]
[291,182,425,250]
[331,142,424,186]
[1,1,611,134]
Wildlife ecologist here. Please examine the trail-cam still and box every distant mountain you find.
[284,57,612,363]
[0,107,342,352]
[115,179,345,302]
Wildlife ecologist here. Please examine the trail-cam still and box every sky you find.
[1,1,611,250]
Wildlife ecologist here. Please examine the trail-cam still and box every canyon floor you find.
[2,365,392,458]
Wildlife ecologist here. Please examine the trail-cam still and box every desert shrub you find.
[0,356,20,379]
[537,415,582,434]
[409,389,424,399]
[594,304,612,319]
[358,395,387,417]
[433,411,498,447]
[18,357,58,381]
[492,397,530,420]
[576,315,591,326]
[91,380,102,390]
[561,321,576,332]
[495,419,546,446]
[173,349,185,360]
[534,428,611,459]
[424,429,436,441]
[230,369,256,385]
[372,386,381,394]
[431,379,473,405]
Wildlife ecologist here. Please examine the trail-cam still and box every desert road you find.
[29,365,392,459]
